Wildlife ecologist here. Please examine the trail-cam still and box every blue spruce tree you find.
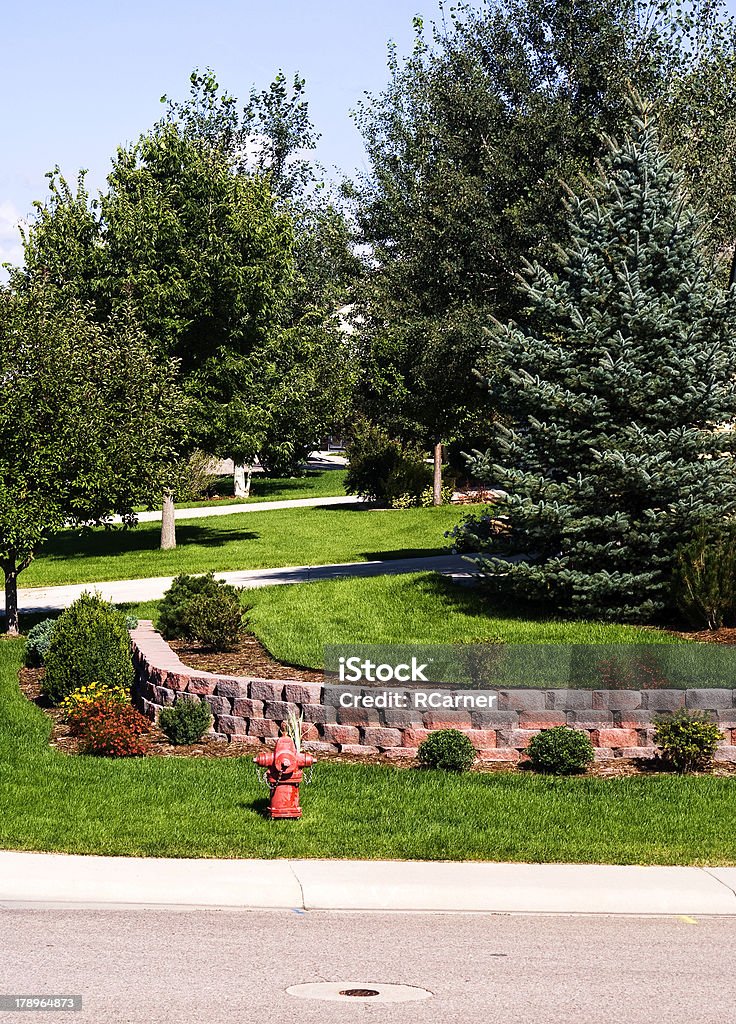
[463,99,736,622]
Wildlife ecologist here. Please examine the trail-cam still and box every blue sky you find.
[3,0,736,271]
[0,0,438,268]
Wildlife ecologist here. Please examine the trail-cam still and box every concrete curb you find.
[2,852,735,915]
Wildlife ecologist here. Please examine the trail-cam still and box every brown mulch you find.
[665,626,736,646]
[168,634,323,681]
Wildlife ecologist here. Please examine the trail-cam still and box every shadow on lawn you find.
[412,573,560,625]
[39,523,260,562]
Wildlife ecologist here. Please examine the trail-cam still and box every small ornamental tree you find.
[0,286,180,634]
[462,99,736,621]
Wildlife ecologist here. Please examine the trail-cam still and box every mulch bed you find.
[167,634,322,682]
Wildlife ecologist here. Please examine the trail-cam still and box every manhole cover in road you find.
[286,982,433,1003]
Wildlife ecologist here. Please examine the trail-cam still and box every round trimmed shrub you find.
[185,588,246,650]
[526,726,594,775]
[25,617,57,667]
[42,593,134,705]
[417,729,475,772]
[654,709,723,773]
[159,699,212,745]
[158,573,222,640]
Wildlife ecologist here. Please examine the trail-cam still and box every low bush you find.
[654,710,723,773]
[185,588,247,650]
[42,593,134,705]
[417,729,476,772]
[158,573,222,640]
[158,699,212,745]
[60,681,130,721]
[158,573,247,649]
[25,618,57,667]
[344,418,431,505]
[526,727,594,775]
[77,699,151,757]
[672,520,736,630]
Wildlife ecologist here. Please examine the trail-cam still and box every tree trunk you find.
[160,489,176,550]
[433,441,443,506]
[233,462,252,498]
[3,564,20,636]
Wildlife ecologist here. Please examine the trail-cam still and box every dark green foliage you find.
[158,699,212,745]
[344,418,431,504]
[25,618,57,667]
[158,572,246,649]
[526,727,594,775]
[185,588,247,650]
[462,104,736,622]
[654,709,723,772]
[42,594,134,705]
[417,729,476,772]
[158,573,223,640]
[672,521,736,630]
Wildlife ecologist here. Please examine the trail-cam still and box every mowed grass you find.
[171,468,347,509]
[1,638,735,864]
[19,506,461,589]
[245,573,678,669]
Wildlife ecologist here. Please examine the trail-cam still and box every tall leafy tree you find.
[458,101,736,622]
[351,0,736,499]
[0,286,180,633]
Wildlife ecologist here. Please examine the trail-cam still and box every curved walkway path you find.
[7,554,476,614]
[126,494,364,524]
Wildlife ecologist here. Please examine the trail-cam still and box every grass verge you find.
[3,638,734,865]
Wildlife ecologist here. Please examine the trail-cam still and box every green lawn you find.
[171,468,347,509]
[19,506,460,589]
[1,637,735,864]
[128,572,696,688]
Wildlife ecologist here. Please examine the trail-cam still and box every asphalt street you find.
[0,907,733,1024]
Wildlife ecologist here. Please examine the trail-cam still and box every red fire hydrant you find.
[254,736,314,819]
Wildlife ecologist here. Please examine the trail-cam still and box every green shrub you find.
[42,593,134,705]
[158,573,222,640]
[672,521,736,630]
[526,726,594,775]
[417,729,476,772]
[654,709,723,773]
[185,587,247,650]
[345,417,431,505]
[158,573,247,648]
[158,699,212,745]
[25,618,57,667]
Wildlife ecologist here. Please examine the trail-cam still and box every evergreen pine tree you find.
[462,99,736,622]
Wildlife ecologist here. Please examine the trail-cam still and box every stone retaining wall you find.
[130,622,736,762]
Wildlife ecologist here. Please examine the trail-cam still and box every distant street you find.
[0,908,733,1024]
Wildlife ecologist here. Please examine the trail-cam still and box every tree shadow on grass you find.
[412,572,558,625]
[39,523,260,562]
[360,547,450,560]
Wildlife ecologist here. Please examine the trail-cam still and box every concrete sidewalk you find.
[1,851,735,915]
[7,554,475,614]
[121,494,362,524]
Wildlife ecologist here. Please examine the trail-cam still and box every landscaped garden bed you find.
[4,637,736,865]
